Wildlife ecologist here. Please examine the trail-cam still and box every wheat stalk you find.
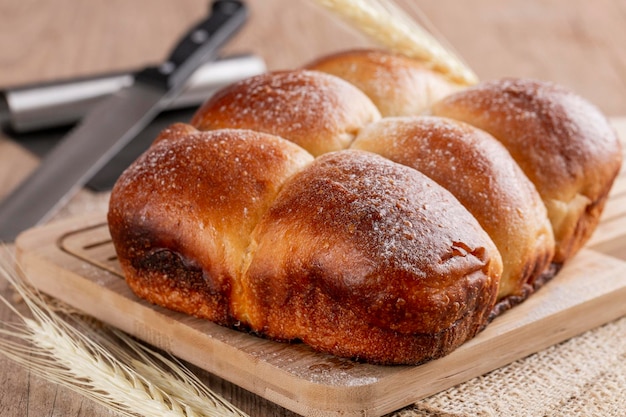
[309,0,478,85]
[0,250,249,417]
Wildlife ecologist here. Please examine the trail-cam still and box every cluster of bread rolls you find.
[108,49,622,365]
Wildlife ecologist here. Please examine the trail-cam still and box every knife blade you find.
[0,0,248,242]
[0,54,265,133]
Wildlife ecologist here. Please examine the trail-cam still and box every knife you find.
[0,53,265,133]
[0,0,248,242]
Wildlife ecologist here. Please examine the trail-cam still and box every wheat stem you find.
[0,249,249,417]
[309,0,478,85]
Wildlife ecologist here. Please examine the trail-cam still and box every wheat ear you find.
[309,0,478,85]
[0,250,249,417]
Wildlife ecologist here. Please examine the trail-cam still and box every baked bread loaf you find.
[432,78,623,264]
[108,123,502,365]
[108,50,622,365]
[305,49,463,117]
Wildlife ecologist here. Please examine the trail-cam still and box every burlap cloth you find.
[392,315,626,417]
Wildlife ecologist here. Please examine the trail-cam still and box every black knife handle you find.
[136,0,247,90]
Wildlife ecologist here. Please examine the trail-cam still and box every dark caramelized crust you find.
[305,49,463,117]
[352,116,555,301]
[432,78,623,263]
[108,125,313,325]
[241,150,502,364]
[190,70,381,156]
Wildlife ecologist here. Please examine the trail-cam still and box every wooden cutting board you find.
[14,126,626,417]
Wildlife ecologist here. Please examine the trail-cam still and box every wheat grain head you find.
[0,249,249,417]
[309,0,478,85]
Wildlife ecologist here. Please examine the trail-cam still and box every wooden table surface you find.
[1,1,625,416]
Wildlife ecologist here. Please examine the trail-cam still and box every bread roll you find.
[352,116,555,304]
[190,69,381,156]
[242,150,501,364]
[432,78,623,263]
[305,49,463,117]
[107,125,314,325]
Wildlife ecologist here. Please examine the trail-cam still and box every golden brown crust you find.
[107,125,314,325]
[352,116,555,300]
[109,131,501,364]
[108,68,621,365]
[305,49,463,117]
[242,150,502,364]
[190,69,381,156]
[432,78,623,263]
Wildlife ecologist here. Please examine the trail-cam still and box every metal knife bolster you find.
[0,0,248,242]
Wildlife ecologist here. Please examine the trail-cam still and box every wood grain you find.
[412,0,626,116]
[1,0,625,115]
